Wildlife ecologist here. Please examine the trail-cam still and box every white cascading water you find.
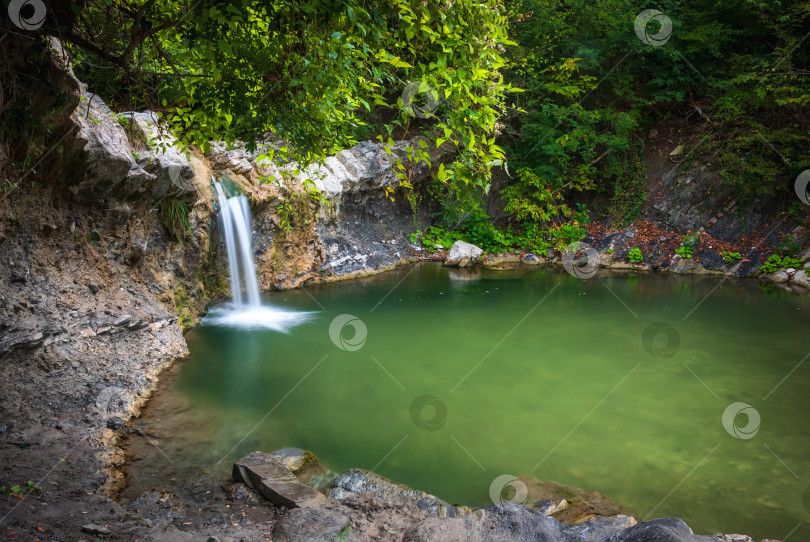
[214,182,261,308]
[204,181,311,330]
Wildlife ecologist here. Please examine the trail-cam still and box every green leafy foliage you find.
[411,226,464,252]
[721,251,741,264]
[65,0,516,199]
[499,0,809,231]
[760,254,805,274]
[273,179,328,233]
[628,247,644,264]
[412,209,562,255]
[35,0,809,243]
[776,237,802,258]
[675,232,700,259]
[1,480,41,498]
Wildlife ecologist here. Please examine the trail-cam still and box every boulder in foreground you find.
[444,241,484,267]
[233,451,327,508]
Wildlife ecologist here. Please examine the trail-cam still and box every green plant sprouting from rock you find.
[160,199,191,243]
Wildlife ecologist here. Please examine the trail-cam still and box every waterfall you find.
[206,180,313,331]
[215,182,261,308]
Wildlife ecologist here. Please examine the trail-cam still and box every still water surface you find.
[124,264,810,540]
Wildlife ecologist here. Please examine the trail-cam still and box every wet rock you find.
[268,447,315,472]
[771,270,789,283]
[522,253,541,264]
[670,255,704,274]
[531,498,567,516]
[268,448,335,490]
[328,469,423,501]
[518,476,628,523]
[793,270,810,289]
[563,514,637,541]
[444,241,483,267]
[328,469,471,519]
[272,507,349,542]
[233,451,327,508]
[619,517,711,542]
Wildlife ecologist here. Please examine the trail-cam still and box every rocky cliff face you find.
[205,137,450,290]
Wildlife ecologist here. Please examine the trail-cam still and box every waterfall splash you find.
[215,182,261,308]
[203,181,311,331]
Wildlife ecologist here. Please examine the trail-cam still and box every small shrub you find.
[675,232,700,259]
[411,226,464,252]
[776,237,801,257]
[628,247,644,263]
[160,199,191,243]
[721,251,741,264]
[760,254,804,273]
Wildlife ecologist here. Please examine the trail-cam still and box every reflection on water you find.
[124,264,810,540]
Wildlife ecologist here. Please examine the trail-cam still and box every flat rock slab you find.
[272,507,350,542]
[268,447,335,490]
[233,451,326,508]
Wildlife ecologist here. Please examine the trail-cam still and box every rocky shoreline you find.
[1,65,805,540]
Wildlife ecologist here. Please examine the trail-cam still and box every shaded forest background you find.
[1,0,808,253]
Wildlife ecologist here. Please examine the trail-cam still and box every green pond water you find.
[124,263,810,540]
